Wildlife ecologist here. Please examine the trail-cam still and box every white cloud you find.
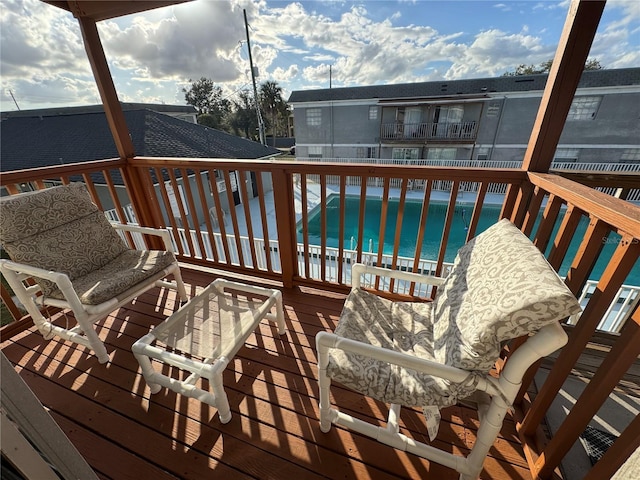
[1,0,637,111]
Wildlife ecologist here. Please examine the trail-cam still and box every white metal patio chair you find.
[0,183,188,364]
[316,219,581,479]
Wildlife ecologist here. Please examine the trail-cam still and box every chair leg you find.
[172,266,188,302]
[79,321,109,364]
[316,333,333,433]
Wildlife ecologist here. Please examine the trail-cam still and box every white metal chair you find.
[316,219,581,479]
[0,183,188,363]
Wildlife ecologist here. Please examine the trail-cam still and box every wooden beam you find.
[44,1,191,22]
[552,171,640,190]
[76,15,135,160]
[522,0,606,173]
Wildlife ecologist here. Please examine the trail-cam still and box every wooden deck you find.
[1,267,534,480]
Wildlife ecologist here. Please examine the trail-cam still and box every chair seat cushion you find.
[326,289,475,408]
[46,249,177,305]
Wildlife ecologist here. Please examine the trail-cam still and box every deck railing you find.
[1,157,639,479]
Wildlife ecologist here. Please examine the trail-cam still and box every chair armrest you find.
[352,263,446,289]
[0,259,85,311]
[317,330,470,384]
[110,223,174,252]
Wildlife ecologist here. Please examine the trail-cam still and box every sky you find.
[1,0,639,112]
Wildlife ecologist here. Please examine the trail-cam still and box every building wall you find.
[291,80,640,165]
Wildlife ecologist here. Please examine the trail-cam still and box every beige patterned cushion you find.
[326,219,581,409]
[47,249,177,305]
[326,289,473,408]
[0,183,176,305]
[432,218,582,372]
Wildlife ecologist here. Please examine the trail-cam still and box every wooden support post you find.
[75,15,134,160]
[521,0,606,174]
[75,14,162,242]
[272,169,297,288]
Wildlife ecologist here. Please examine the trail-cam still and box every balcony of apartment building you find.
[1,1,639,480]
[379,102,482,144]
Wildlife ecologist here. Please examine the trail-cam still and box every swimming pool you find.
[299,194,640,285]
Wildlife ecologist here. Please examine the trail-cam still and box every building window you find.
[476,147,491,162]
[392,148,419,161]
[367,147,377,158]
[554,148,580,163]
[306,108,321,126]
[567,96,601,120]
[369,106,378,120]
[308,146,322,158]
[620,149,640,163]
[426,148,457,161]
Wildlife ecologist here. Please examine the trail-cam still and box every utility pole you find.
[9,90,20,110]
[244,9,266,145]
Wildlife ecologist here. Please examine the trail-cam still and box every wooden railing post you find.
[271,169,298,288]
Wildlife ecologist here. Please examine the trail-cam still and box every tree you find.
[229,90,259,140]
[502,58,602,76]
[183,77,231,130]
[259,80,286,146]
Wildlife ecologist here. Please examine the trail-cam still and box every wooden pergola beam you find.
[522,0,606,173]
[75,14,135,160]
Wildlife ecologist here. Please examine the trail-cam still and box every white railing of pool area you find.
[293,158,640,173]
[568,280,640,333]
[161,226,638,334]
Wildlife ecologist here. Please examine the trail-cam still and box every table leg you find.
[210,366,232,424]
[133,351,162,394]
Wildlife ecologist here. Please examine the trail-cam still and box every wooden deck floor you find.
[1,267,534,480]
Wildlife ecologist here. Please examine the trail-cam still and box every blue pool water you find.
[299,195,640,285]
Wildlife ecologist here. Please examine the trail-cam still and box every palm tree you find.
[259,81,284,147]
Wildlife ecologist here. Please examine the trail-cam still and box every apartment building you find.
[288,68,640,166]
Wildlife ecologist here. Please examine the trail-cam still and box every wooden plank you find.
[356,176,368,265]
[237,168,259,270]
[132,157,528,182]
[337,176,346,284]
[533,194,564,253]
[410,179,433,296]
[547,205,584,270]
[435,181,459,278]
[180,167,208,260]
[389,178,409,291]
[256,171,273,272]
[52,413,179,480]
[222,169,245,266]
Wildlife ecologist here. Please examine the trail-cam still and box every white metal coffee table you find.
[132,279,285,423]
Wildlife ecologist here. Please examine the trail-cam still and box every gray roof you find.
[0,102,197,119]
[1,109,280,185]
[288,68,640,103]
